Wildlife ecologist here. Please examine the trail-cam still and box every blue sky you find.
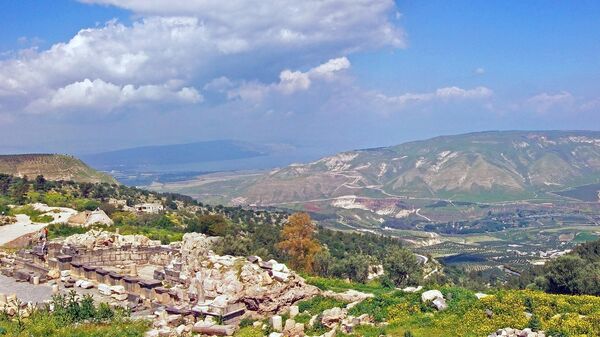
[0,0,598,156]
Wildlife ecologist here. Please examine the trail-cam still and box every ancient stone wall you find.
[50,245,173,267]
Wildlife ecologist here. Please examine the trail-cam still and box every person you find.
[39,227,49,255]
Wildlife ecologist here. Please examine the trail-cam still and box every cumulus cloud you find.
[0,1,403,116]
[79,0,405,49]
[376,86,493,106]
[25,79,202,114]
[227,57,351,100]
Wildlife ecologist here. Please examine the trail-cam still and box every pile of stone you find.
[145,308,196,337]
[488,328,550,337]
[98,283,128,301]
[61,230,161,249]
[421,289,448,311]
[264,303,374,337]
[0,215,16,226]
[179,233,319,314]
[0,293,36,318]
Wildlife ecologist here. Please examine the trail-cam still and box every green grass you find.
[337,286,600,337]
[0,291,149,337]
[304,276,391,295]
[297,295,348,315]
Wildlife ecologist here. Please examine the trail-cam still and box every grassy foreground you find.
[297,277,600,337]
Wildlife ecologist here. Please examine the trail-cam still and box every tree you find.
[383,247,422,287]
[544,255,586,294]
[277,212,321,272]
[33,175,48,192]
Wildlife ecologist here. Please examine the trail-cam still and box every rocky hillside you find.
[164,131,600,205]
[0,154,117,184]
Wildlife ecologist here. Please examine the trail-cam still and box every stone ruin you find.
[0,230,319,336]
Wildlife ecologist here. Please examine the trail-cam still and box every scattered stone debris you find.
[488,328,550,337]
[0,215,16,226]
[61,230,162,249]
[322,289,373,303]
[1,230,321,336]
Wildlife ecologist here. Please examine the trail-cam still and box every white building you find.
[133,203,164,214]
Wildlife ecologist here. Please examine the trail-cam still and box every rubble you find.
[321,307,347,328]
[488,328,550,337]
[322,289,373,303]
[62,230,161,249]
[1,229,321,334]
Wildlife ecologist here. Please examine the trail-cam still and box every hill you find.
[156,130,600,206]
[0,154,117,184]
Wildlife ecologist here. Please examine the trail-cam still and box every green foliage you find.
[46,223,92,239]
[528,314,541,331]
[383,247,422,287]
[234,326,263,337]
[186,214,230,236]
[0,291,147,337]
[336,286,600,337]
[542,239,600,296]
[297,296,348,315]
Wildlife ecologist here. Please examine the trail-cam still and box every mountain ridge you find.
[151,130,600,205]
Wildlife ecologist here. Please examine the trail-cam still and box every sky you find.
[0,0,599,156]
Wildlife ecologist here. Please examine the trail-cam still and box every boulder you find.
[421,290,444,303]
[289,305,299,318]
[323,289,374,303]
[270,315,283,332]
[321,307,347,328]
[98,283,112,296]
[432,297,448,311]
[402,286,423,293]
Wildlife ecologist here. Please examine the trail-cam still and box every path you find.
[0,214,47,246]
[0,204,78,246]
[0,274,53,303]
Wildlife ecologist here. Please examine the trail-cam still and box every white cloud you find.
[0,1,403,116]
[376,86,493,106]
[228,57,351,100]
[474,67,485,75]
[309,57,352,79]
[25,78,202,114]
[526,91,573,113]
[78,0,405,48]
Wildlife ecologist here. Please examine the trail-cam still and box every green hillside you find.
[158,130,600,205]
[0,154,117,184]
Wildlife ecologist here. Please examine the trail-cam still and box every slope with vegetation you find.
[0,154,116,184]
[156,130,600,205]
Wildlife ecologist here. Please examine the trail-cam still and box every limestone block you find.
[270,315,283,332]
